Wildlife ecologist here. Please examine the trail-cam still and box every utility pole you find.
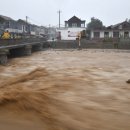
[26,16,28,23]
[26,16,28,34]
[57,10,62,28]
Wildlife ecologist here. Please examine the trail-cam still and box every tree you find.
[87,17,105,30]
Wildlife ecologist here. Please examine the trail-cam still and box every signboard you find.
[68,31,79,37]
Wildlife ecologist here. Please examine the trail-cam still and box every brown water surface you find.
[0,49,130,130]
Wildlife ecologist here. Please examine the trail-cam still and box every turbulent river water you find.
[0,49,130,130]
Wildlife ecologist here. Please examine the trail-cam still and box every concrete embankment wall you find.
[48,39,130,49]
[0,38,130,65]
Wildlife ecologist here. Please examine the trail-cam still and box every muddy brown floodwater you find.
[0,49,130,130]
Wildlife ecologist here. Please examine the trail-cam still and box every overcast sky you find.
[0,0,130,27]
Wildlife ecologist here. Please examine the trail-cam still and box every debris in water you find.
[126,79,130,84]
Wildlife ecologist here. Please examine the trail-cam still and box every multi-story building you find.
[57,16,86,40]
[0,15,48,38]
[89,21,130,39]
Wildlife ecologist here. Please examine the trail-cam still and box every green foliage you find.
[87,17,105,30]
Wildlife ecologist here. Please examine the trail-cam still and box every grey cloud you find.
[0,0,130,27]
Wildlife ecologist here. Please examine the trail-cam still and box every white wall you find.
[5,28,23,33]
[90,30,125,39]
[91,31,94,39]
[100,31,104,38]
[109,31,113,37]
[57,27,86,40]
[31,31,36,35]
[90,30,130,39]
[120,31,124,38]
[91,31,114,39]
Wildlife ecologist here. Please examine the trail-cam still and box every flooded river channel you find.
[0,49,130,130]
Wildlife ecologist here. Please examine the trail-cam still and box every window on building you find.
[72,23,77,27]
[104,32,109,38]
[113,31,119,38]
[66,23,68,27]
[124,32,129,38]
[94,32,100,38]
[81,23,85,27]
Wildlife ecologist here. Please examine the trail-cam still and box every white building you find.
[57,16,86,40]
[90,21,130,39]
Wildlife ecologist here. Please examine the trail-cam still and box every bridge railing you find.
[0,38,46,47]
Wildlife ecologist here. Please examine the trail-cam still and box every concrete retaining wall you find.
[48,39,130,49]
